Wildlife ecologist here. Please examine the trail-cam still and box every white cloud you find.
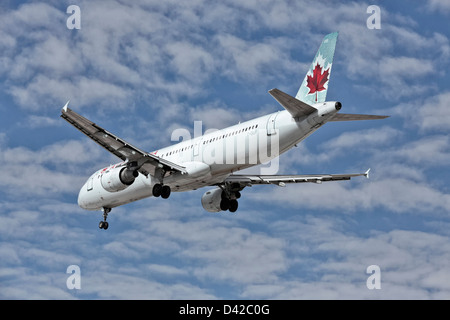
[81,272,216,299]
[1,139,103,166]
[238,217,450,299]
[418,92,450,132]
[332,15,449,101]
[247,175,450,215]
[427,0,450,13]
[215,34,304,85]
[0,139,104,196]
[1,2,64,32]
[24,115,62,129]
[379,56,434,79]
[389,26,450,59]
[15,36,81,79]
[2,0,443,115]
[147,264,188,277]
[143,218,287,284]
[321,126,401,154]
[189,102,241,130]
[392,91,450,132]
[8,75,133,111]
[390,135,450,167]
[165,41,216,83]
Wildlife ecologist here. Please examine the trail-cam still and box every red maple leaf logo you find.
[306,63,330,102]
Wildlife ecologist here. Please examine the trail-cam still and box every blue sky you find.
[1,0,450,299]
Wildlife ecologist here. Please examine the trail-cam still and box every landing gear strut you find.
[99,207,111,230]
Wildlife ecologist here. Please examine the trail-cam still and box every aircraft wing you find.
[224,169,370,186]
[60,102,186,176]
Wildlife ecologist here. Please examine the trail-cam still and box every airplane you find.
[61,32,388,230]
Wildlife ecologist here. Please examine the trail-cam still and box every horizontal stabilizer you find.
[269,88,317,118]
[329,113,389,121]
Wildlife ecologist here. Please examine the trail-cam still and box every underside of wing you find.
[61,104,146,161]
[60,103,186,176]
[224,169,370,187]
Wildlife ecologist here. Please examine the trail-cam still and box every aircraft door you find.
[266,112,279,135]
[193,138,202,160]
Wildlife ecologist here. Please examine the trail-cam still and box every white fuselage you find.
[78,102,339,210]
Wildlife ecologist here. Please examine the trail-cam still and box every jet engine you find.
[101,164,139,192]
[201,188,223,212]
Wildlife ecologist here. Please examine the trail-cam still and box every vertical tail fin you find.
[296,32,338,105]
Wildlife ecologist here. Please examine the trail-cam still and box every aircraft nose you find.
[77,186,87,209]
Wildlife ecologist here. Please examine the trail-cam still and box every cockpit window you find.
[87,177,94,191]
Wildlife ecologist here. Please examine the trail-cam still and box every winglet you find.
[365,168,370,179]
[62,100,70,113]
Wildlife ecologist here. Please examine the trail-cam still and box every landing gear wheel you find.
[161,185,171,199]
[152,183,162,197]
[99,207,111,230]
[229,200,238,213]
[220,198,230,211]
[99,221,109,230]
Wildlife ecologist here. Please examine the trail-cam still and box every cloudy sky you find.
[1,0,450,299]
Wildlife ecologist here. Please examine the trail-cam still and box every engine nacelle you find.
[201,188,223,212]
[101,166,138,192]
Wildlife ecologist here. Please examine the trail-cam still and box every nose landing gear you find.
[99,207,111,230]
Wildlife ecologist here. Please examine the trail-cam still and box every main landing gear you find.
[152,183,171,199]
[217,182,243,213]
[152,167,171,199]
[99,207,111,230]
[220,190,240,213]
